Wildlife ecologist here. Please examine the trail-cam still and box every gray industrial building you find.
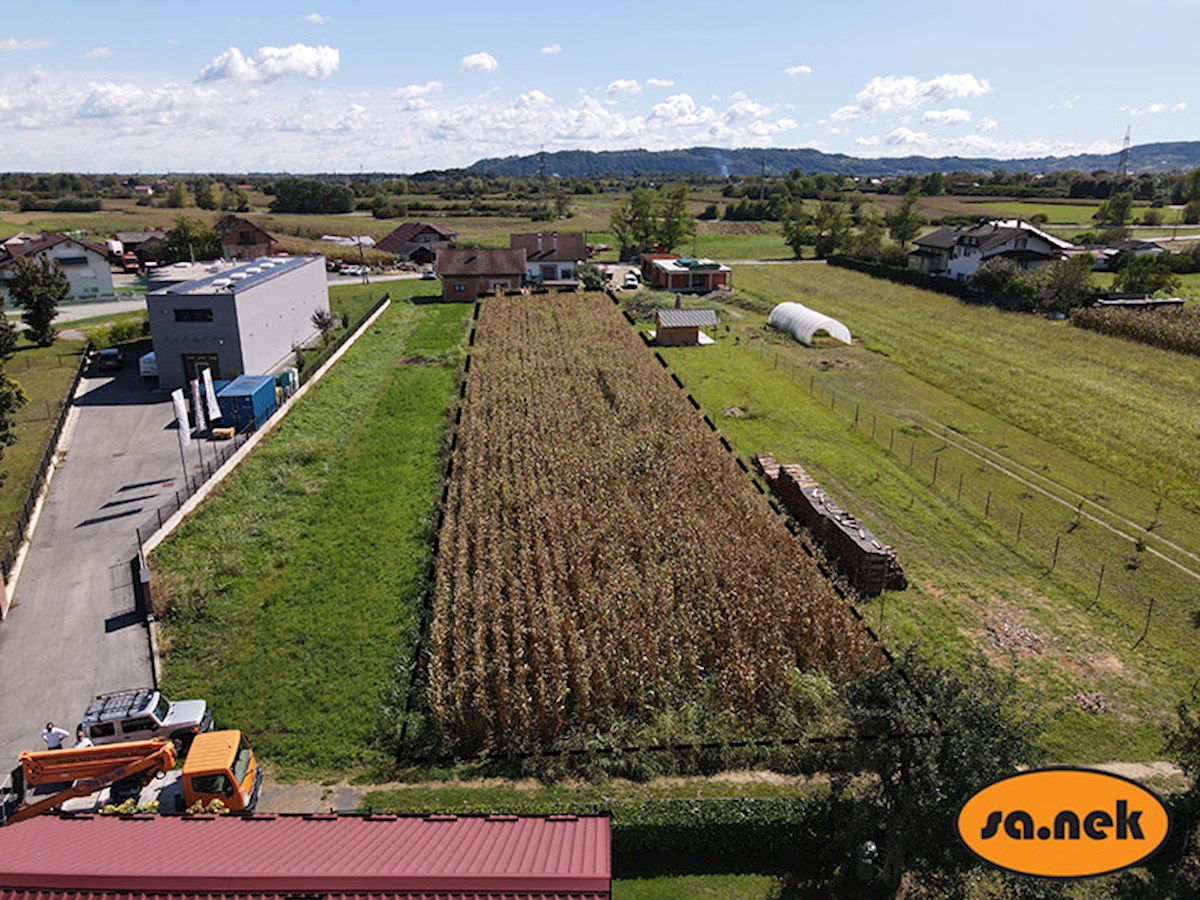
[147,256,328,390]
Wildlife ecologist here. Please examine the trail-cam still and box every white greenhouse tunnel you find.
[767,302,852,346]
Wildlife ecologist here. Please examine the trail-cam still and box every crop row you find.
[426,294,878,754]
[1070,305,1200,357]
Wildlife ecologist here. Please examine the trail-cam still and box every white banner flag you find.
[171,388,192,450]
[190,379,207,432]
[201,366,221,422]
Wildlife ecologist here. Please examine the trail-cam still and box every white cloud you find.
[784,64,812,77]
[76,81,220,124]
[885,127,929,147]
[649,93,716,127]
[460,51,499,72]
[1050,95,1080,110]
[392,80,443,101]
[514,89,554,109]
[304,12,326,24]
[855,135,880,147]
[1129,100,1188,116]
[647,77,673,88]
[0,38,51,52]
[540,43,561,55]
[833,72,990,120]
[83,47,112,60]
[198,44,339,83]
[921,107,971,126]
[976,117,998,133]
[607,79,641,95]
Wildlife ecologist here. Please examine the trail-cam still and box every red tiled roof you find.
[436,248,526,277]
[509,234,588,263]
[0,234,108,268]
[0,814,610,896]
[378,223,458,254]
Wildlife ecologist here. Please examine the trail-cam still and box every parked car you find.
[139,352,157,378]
[80,688,214,754]
[622,272,640,289]
[96,348,123,372]
[421,267,436,280]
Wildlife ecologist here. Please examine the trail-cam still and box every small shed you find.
[655,307,718,345]
[216,374,277,432]
[768,302,852,346]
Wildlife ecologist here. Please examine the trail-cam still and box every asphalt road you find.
[0,352,196,772]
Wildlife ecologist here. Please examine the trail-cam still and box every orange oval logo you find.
[957,768,1171,878]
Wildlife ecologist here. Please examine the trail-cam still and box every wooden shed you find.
[654,307,718,346]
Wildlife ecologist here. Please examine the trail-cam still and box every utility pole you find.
[1117,125,1131,182]
[759,157,767,202]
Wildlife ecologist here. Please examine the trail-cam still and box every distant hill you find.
[462,142,1200,178]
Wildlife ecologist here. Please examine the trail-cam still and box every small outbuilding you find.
[768,302,852,346]
[654,307,718,345]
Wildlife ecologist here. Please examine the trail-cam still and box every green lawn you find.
[153,297,467,778]
[0,340,86,549]
[614,875,779,899]
[964,201,1106,225]
[651,263,1200,760]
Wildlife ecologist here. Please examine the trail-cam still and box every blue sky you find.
[0,0,1195,172]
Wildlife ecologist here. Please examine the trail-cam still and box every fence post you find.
[985,491,991,520]
[908,441,914,468]
[957,473,963,503]
[932,455,939,485]
[1133,597,1155,650]
[854,403,860,428]
[809,374,814,395]
[1087,563,1105,611]
[871,415,877,440]
[830,391,836,411]
[1016,511,1023,544]
[889,429,895,453]
[1051,536,1061,571]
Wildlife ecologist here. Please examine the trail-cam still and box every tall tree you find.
[627,187,659,250]
[811,200,852,258]
[885,189,924,251]
[159,217,221,263]
[781,203,815,259]
[1037,254,1096,312]
[193,177,218,210]
[656,185,694,253]
[1114,255,1181,296]
[165,180,190,208]
[8,256,68,347]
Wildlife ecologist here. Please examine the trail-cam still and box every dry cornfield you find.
[427,294,880,753]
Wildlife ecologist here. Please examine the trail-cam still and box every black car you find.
[97,348,123,372]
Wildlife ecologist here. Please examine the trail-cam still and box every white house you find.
[510,232,588,285]
[910,220,1078,281]
[0,233,115,303]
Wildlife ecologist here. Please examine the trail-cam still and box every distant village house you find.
[909,220,1078,281]
[378,222,457,264]
[215,216,277,261]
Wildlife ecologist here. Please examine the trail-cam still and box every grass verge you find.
[152,297,466,778]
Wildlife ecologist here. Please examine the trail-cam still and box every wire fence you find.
[750,341,1200,657]
[0,345,91,582]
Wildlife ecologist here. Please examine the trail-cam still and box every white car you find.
[622,273,640,289]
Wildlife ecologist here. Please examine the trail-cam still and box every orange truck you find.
[1,730,261,825]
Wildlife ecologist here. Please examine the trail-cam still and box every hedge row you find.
[826,255,975,301]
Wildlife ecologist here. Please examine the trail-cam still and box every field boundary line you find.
[917,421,1200,584]
[914,412,1200,570]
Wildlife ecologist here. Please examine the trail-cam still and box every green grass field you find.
[961,201,1106,225]
[651,264,1200,759]
[152,295,467,777]
[614,875,778,899]
[0,341,86,549]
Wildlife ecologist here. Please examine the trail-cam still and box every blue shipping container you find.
[216,374,278,432]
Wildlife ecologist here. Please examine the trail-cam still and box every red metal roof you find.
[0,814,610,897]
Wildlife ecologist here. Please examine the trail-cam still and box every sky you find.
[0,0,1195,173]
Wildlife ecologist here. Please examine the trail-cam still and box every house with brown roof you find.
[215,215,277,260]
[510,232,588,285]
[0,233,115,302]
[641,253,731,293]
[910,219,1078,281]
[436,248,526,301]
[378,222,458,264]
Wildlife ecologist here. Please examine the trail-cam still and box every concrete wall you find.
[234,258,328,375]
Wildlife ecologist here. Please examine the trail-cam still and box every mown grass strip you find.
[153,293,466,778]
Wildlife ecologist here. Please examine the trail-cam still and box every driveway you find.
[0,351,201,771]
